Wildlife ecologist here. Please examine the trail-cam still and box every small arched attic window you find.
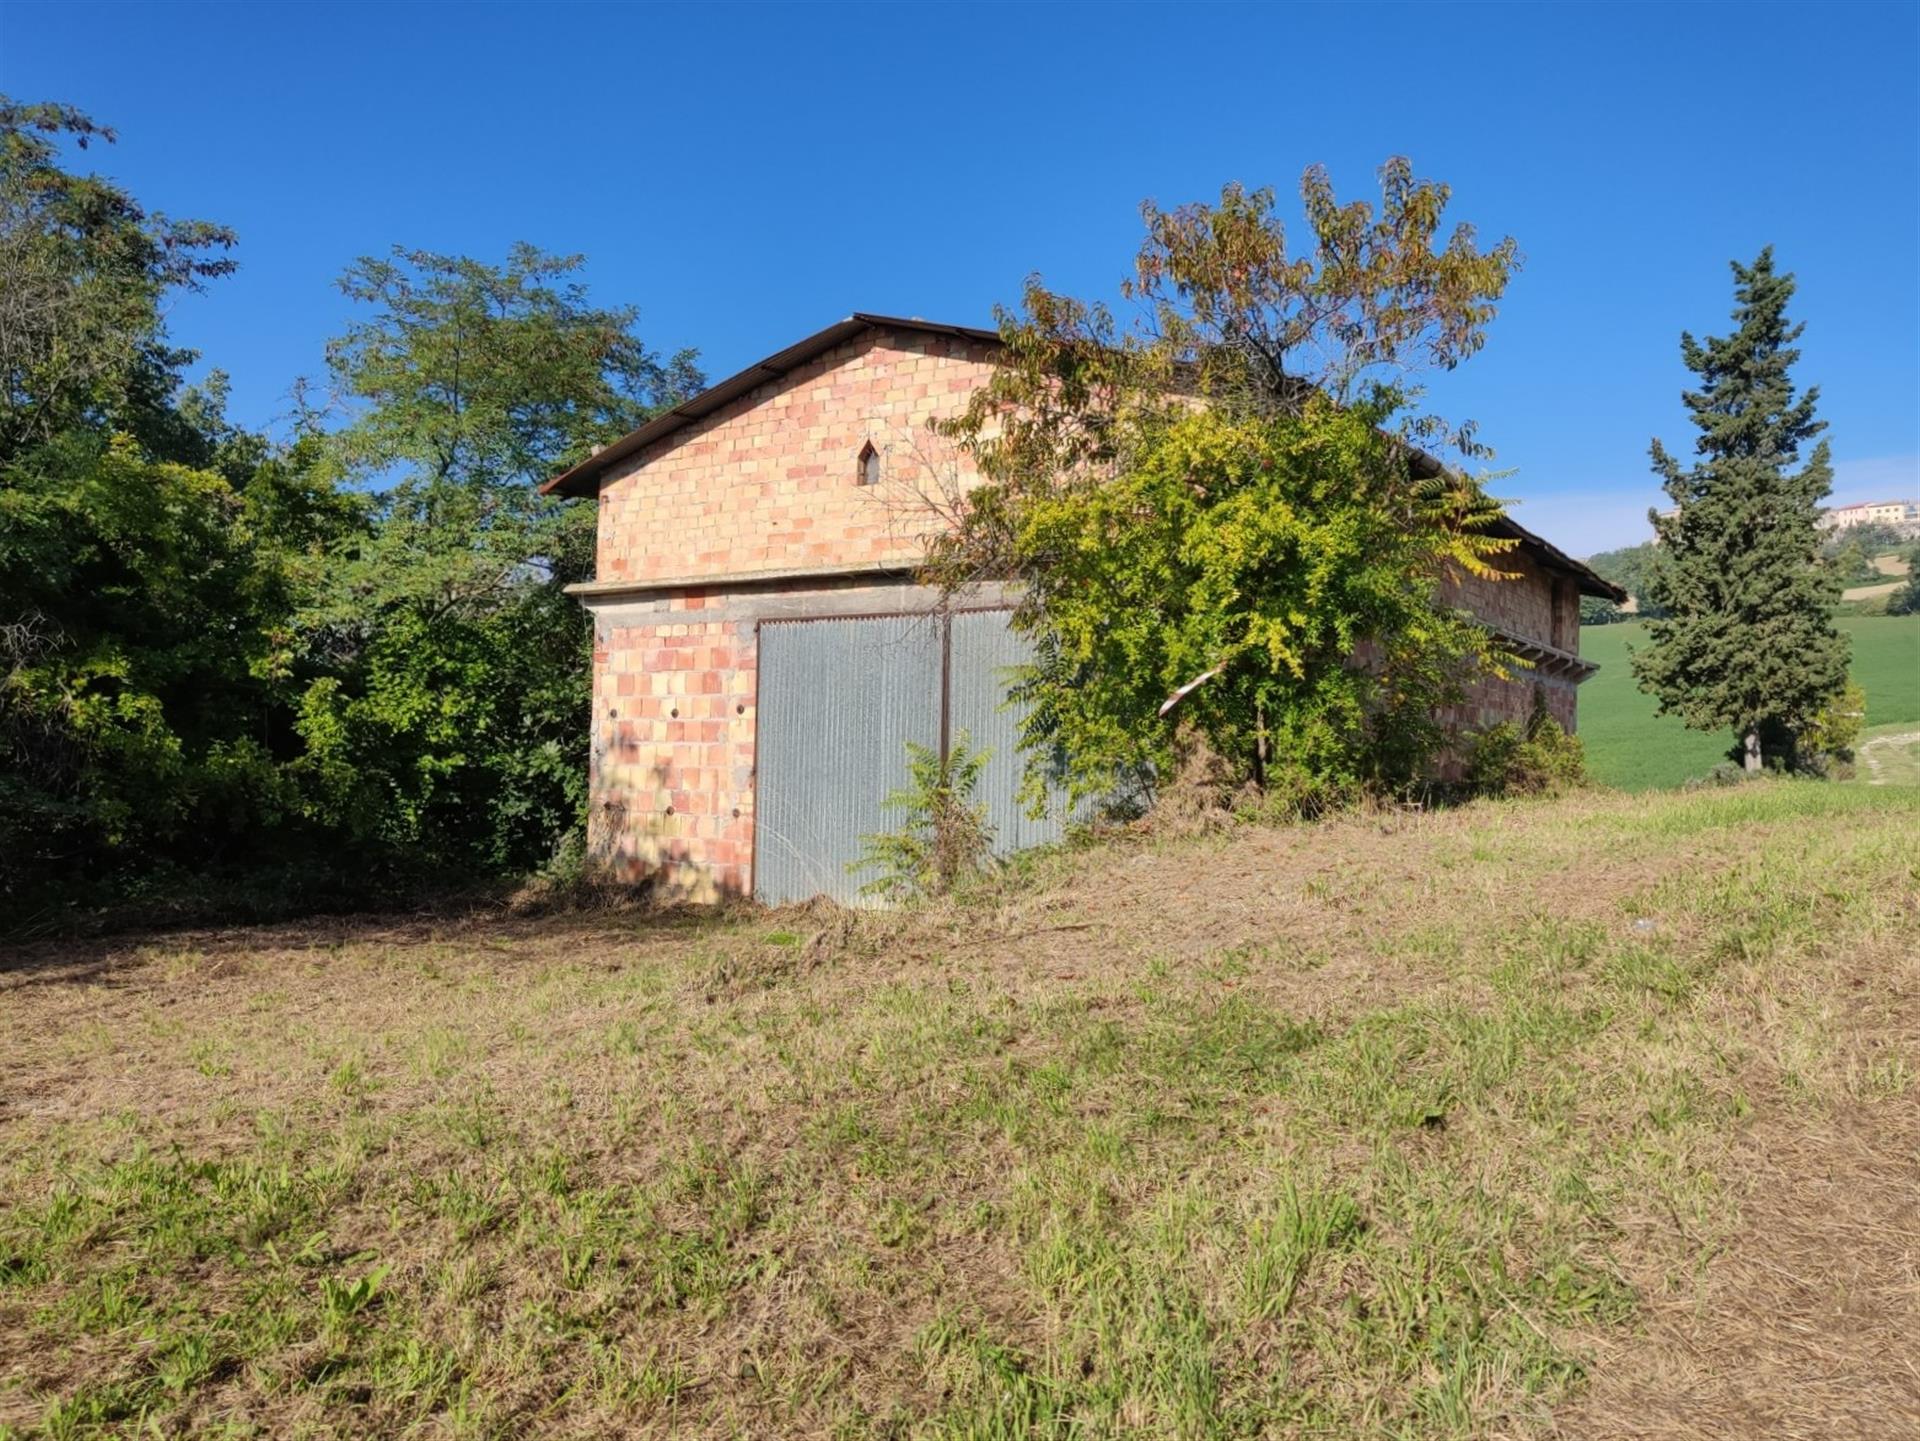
[856,440,881,487]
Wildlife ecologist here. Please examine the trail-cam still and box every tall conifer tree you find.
[1634,250,1847,772]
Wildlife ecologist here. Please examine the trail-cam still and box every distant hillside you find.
[1578,542,1663,623]
[1581,536,1919,623]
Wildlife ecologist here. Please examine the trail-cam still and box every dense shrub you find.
[1797,679,1866,772]
[1886,571,1920,616]
[0,98,699,931]
[927,164,1524,813]
[1467,695,1588,796]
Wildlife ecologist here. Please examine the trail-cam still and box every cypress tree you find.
[1634,249,1848,773]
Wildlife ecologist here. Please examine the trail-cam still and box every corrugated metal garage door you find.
[947,609,1075,856]
[753,614,943,905]
[753,609,1070,905]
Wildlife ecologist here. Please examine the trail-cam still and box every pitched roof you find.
[546,313,1625,602]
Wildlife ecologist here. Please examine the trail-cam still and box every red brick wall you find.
[1436,668,1579,739]
[594,327,999,586]
[1436,553,1585,742]
[1441,550,1576,652]
[586,578,990,902]
[583,322,1003,900]
[590,598,758,900]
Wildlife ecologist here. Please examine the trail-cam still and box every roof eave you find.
[541,313,1002,498]
[1489,516,1628,602]
[1403,445,1624,602]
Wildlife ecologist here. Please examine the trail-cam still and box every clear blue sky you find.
[4,0,1916,554]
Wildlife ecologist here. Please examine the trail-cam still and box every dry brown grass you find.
[1,782,1916,1438]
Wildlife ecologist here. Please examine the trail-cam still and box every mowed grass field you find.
[4,784,1919,1438]
[1579,615,1920,790]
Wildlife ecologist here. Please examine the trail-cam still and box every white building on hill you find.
[1819,499,1918,532]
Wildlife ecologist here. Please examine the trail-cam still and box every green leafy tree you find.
[926,161,1523,805]
[0,102,705,921]
[320,245,702,600]
[1886,567,1920,617]
[1,434,323,878]
[1633,250,1848,773]
[1828,538,1877,585]
[299,246,702,871]
[1,99,705,919]
[0,97,235,460]
[0,100,356,918]
[1819,520,1906,562]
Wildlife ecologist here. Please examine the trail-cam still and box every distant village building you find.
[1819,499,1920,532]
[547,315,1624,904]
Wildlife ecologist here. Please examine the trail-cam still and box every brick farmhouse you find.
[544,315,1624,903]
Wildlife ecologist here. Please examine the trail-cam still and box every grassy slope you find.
[1579,615,1920,790]
[3,784,1917,1438]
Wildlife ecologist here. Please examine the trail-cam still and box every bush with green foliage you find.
[1,430,350,894]
[292,594,590,873]
[1798,679,1867,772]
[853,734,995,899]
[0,99,356,917]
[1466,694,1588,796]
[928,162,1524,814]
[1886,560,1920,617]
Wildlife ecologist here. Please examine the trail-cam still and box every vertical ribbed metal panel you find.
[753,614,943,905]
[948,609,1074,855]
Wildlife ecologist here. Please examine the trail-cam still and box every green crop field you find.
[1578,615,1920,790]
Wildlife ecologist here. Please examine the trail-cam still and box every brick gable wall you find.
[594,328,999,586]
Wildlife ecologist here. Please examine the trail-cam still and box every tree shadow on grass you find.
[0,900,751,992]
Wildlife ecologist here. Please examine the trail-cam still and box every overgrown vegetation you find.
[1466,692,1588,795]
[925,161,1526,812]
[2,783,1915,1436]
[0,98,699,932]
[4,91,1895,944]
[854,734,996,899]
[1886,545,1920,616]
